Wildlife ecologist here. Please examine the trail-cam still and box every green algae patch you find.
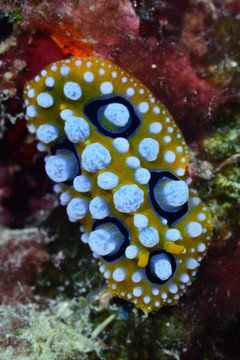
[200,104,240,236]
[0,298,106,360]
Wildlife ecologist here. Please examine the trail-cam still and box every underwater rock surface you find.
[0,1,239,359]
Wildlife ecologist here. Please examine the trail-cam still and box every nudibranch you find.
[23,56,213,313]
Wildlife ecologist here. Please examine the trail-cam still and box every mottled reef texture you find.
[0,1,239,359]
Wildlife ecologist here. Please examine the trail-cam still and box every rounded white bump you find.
[197,243,206,252]
[89,196,110,219]
[152,288,159,296]
[73,175,92,192]
[113,185,144,213]
[60,109,74,121]
[197,213,206,221]
[45,153,76,182]
[185,222,202,238]
[104,103,129,127]
[152,106,160,114]
[159,180,189,209]
[83,71,94,83]
[81,232,89,244]
[185,258,199,270]
[163,150,176,163]
[89,228,119,256]
[138,138,159,162]
[64,116,90,143]
[99,68,105,75]
[126,87,135,96]
[163,136,171,143]
[37,124,59,144]
[155,300,160,307]
[104,270,111,279]
[37,93,54,108]
[176,167,185,176]
[148,122,162,134]
[138,102,149,114]
[164,229,181,242]
[134,168,151,185]
[143,295,151,304]
[160,292,167,299]
[112,137,129,154]
[151,253,173,281]
[111,71,117,78]
[176,146,183,153]
[133,286,143,297]
[66,198,89,220]
[179,273,190,283]
[27,89,35,98]
[51,65,57,71]
[139,226,159,248]
[82,143,111,172]
[60,66,70,76]
[113,267,126,282]
[45,77,55,88]
[125,245,139,259]
[60,191,72,206]
[134,214,148,228]
[168,283,178,294]
[63,82,82,100]
[53,184,62,193]
[132,270,142,283]
[75,60,82,67]
[27,124,37,134]
[126,156,140,169]
[190,197,201,207]
[97,172,119,190]
[100,81,113,94]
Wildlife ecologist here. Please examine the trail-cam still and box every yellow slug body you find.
[23,56,213,312]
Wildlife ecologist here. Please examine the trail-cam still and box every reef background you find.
[0,1,239,359]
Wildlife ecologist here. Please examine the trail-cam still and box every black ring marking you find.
[50,137,81,186]
[145,249,176,285]
[92,216,130,262]
[83,95,142,139]
[148,170,188,227]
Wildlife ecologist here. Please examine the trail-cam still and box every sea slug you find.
[23,56,213,312]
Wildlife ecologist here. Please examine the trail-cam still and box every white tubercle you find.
[45,152,76,182]
[185,258,199,270]
[112,137,129,154]
[113,267,126,282]
[45,77,55,88]
[113,184,144,213]
[37,93,54,108]
[88,228,119,256]
[36,124,59,144]
[89,196,110,219]
[60,66,70,76]
[139,226,159,248]
[185,222,202,238]
[133,286,143,297]
[126,156,140,169]
[132,270,142,283]
[73,175,92,192]
[97,172,119,190]
[138,138,159,161]
[63,82,82,100]
[59,191,72,206]
[100,81,113,95]
[159,180,189,209]
[81,143,111,173]
[66,198,89,220]
[64,116,90,143]
[60,109,74,121]
[134,168,151,185]
[197,243,206,252]
[26,105,38,117]
[179,273,190,283]
[104,103,129,127]
[125,245,139,259]
[151,253,173,281]
[148,122,162,134]
[164,229,181,242]
[134,214,149,228]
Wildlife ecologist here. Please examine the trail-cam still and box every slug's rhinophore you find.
[23,56,213,312]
